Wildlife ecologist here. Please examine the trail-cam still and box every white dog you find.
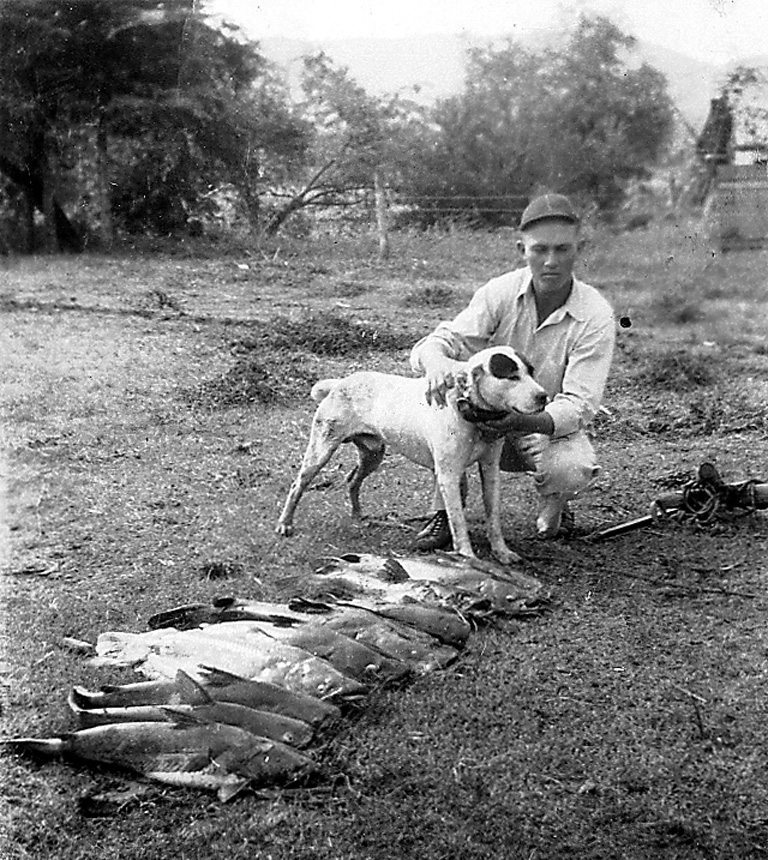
[275,346,548,564]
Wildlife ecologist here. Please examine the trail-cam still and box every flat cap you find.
[519,193,579,230]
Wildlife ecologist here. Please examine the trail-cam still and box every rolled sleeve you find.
[544,319,615,437]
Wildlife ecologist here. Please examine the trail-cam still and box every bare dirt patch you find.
[3,225,768,859]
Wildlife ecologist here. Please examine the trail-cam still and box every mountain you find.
[259,32,768,132]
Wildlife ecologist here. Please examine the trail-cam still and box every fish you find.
[71,668,340,729]
[67,672,315,748]
[159,595,472,651]
[337,600,472,649]
[313,552,551,618]
[3,712,316,802]
[204,619,411,684]
[306,606,459,674]
[148,598,310,631]
[90,625,369,703]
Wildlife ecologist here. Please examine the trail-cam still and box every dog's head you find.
[462,347,548,415]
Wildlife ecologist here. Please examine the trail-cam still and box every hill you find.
[260,32,768,132]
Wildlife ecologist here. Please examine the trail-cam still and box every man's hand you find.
[423,356,465,407]
[480,410,555,436]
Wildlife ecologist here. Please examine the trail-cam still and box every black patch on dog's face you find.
[489,352,521,380]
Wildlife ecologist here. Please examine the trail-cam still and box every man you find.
[410,193,615,550]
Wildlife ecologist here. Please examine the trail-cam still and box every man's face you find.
[517,220,580,296]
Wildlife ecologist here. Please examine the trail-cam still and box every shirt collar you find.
[518,269,589,323]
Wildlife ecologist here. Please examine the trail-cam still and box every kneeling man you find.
[411,193,615,548]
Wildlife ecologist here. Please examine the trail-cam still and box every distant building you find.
[698,74,768,250]
[731,80,768,165]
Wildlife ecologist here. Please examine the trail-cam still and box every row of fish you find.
[3,552,550,801]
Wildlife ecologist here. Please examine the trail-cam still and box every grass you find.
[3,219,768,858]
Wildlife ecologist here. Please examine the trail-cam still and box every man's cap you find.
[519,194,579,230]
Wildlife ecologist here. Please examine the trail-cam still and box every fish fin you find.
[286,596,335,614]
[218,777,250,802]
[175,670,213,704]
[159,707,211,726]
[68,686,93,710]
[147,603,209,630]
[66,689,86,714]
[197,665,250,687]
[382,558,410,583]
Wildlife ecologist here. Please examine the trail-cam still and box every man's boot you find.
[413,510,452,551]
[536,498,574,539]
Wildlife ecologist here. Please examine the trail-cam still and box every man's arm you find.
[544,318,615,436]
[482,310,615,438]
[410,274,518,406]
[482,409,555,436]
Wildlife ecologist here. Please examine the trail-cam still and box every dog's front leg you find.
[433,459,476,560]
[479,442,522,565]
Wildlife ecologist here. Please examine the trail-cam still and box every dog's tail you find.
[310,379,341,403]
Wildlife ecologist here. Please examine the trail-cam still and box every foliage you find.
[263,52,428,235]
[0,0,305,243]
[402,15,675,226]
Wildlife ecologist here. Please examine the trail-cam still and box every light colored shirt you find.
[410,267,615,438]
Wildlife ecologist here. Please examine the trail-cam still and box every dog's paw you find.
[491,546,523,566]
[275,522,294,537]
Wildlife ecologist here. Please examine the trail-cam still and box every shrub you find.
[635,350,716,390]
[402,285,455,308]
[234,311,415,357]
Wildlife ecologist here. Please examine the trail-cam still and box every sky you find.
[208,0,768,64]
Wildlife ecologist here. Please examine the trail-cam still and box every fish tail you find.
[2,737,66,757]
[69,686,93,709]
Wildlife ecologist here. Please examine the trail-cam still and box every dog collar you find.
[453,373,509,424]
[456,397,509,424]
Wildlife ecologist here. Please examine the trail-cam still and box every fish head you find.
[475,578,552,617]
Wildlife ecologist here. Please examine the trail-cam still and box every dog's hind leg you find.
[276,421,343,536]
[346,438,386,518]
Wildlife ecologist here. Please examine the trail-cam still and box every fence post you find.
[373,170,390,260]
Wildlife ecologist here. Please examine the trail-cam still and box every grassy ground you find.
[3,218,768,859]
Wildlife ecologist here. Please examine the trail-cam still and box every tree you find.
[263,51,427,252]
[403,15,675,226]
[0,0,305,249]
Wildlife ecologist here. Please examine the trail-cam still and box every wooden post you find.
[373,170,390,260]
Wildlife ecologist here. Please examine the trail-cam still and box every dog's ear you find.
[488,352,520,380]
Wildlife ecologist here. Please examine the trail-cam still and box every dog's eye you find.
[516,351,535,376]
[489,353,520,379]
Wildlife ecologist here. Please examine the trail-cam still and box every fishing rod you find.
[589,462,768,542]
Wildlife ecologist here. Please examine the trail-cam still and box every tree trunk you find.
[264,195,307,236]
[37,133,59,252]
[93,117,114,247]
[373,170,390,260]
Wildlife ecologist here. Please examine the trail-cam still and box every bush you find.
[635,350,716,390]
[233,311,415,357]
[402,285,454,308]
